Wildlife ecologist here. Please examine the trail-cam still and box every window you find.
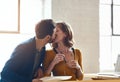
[0,0,18,33]
[112,0,120,35]
[100,0,120,72]
[0,0,51,72]
[0,0,52,34]
[20,0,43,34]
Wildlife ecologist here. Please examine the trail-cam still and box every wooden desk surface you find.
[40,74,120,82]
[42,79,120,82]
[62,73,120,82]
[62,80,120,82]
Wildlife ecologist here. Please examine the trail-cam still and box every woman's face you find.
[53,26,66,43]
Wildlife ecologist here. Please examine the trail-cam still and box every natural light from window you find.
[0,0,51,72]
[0,0,18,32]
[100,0,120,72]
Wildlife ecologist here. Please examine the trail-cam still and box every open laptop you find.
[115,54,120,72]
[85,55,120,80]
[96,55,120,79]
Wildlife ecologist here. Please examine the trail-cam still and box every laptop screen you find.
[115,55,120,72]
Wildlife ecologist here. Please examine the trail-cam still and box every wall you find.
[52,0,99,73]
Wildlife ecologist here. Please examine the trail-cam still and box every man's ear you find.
[45,35,51,41]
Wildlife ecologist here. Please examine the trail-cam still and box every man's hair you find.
[35,19,55,39]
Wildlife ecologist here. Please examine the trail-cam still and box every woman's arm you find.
[76,49,84,80]
[66,49,84,80]
[76,64,84,80]
[43,52,64,76]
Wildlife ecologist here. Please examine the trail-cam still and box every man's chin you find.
[49,41,52,43]
[49,38,56,43]
[48,39,54,43]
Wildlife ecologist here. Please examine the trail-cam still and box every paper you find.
[40,76,72,81]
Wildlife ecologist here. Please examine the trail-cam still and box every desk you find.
[83,73,120,80]
[83,73,97,80]
[62,73,120,82]
[40,74,120,82]
[42,80,120,82]
[62,80,120,82]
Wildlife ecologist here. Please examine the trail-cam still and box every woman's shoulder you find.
[46,49,54,52]
[46,49,55,55]
[72,48,81,53]
[74,48,80,51]
[45,49,55,60]
[72,48,82,57]
[73,48,82,60]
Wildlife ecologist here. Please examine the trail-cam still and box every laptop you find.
[85,55,120,80]
[96,55,120,79]
[115,55,120,72]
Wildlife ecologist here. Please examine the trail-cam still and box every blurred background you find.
[0,0,120,74]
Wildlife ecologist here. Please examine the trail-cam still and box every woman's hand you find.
[44,53,65,76]
[66,60,81,70]
[66,60,83,80]
[53,53,65,65]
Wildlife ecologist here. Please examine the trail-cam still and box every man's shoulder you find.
[20,37,35,45]
[16,37,35,49]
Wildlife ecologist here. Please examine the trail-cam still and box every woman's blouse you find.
[43,48,83,80]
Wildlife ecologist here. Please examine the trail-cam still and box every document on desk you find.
[84,73,120,80]
[96,73,120,80]
[39,76,72,81]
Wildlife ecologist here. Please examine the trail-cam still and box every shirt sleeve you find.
[76,49,84,80]
[42,50,55,76]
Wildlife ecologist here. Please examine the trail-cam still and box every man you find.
[0,19,55,82]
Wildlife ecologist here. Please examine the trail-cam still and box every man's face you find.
[48,36,53,43]
[48,30,56,43]
[51,26,66,43]
[50,28,57,43]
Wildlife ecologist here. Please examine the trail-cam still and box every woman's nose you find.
[52,28,57,42]
[51,33,57,41]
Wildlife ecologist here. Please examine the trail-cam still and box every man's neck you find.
[35,38,46,51]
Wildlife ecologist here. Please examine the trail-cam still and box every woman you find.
[43,22,84,80]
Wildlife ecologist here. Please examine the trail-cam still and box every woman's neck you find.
[57,42,70,53]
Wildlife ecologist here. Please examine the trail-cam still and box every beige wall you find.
[52,0,99,73]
